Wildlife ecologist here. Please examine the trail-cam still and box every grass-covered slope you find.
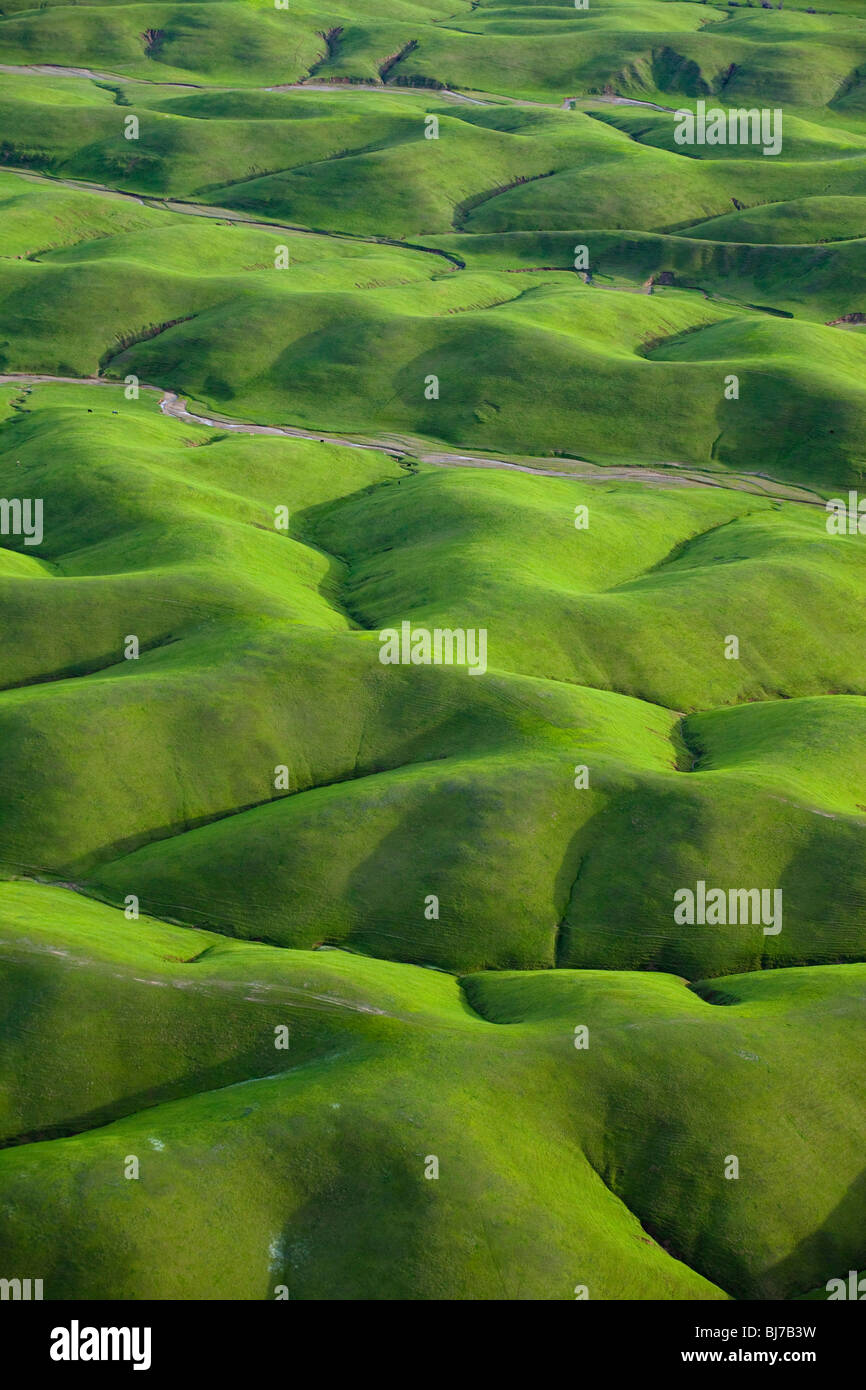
[2,172,866,487]
[1,882,864,1300]
[4,0,866,104]
[1,0,865,1304]
[0,384,864,983]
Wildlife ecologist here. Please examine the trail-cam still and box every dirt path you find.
[265,80,486,104]
[591,94,677,114]
[0,61,201,88]
[0,60,494,100]
[0,60,668,113]
[0,373,827,508]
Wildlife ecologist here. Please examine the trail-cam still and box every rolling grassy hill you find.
[0,0,864,1304]
[1,880,864,1300]
[3,0,866,104]
[1,172,865,485]
[0,383,864,981]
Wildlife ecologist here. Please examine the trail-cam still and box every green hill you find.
[2,171,866,486]
[1,881,864,1299]
[0,386,863,984]
[1,0,865,1305]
